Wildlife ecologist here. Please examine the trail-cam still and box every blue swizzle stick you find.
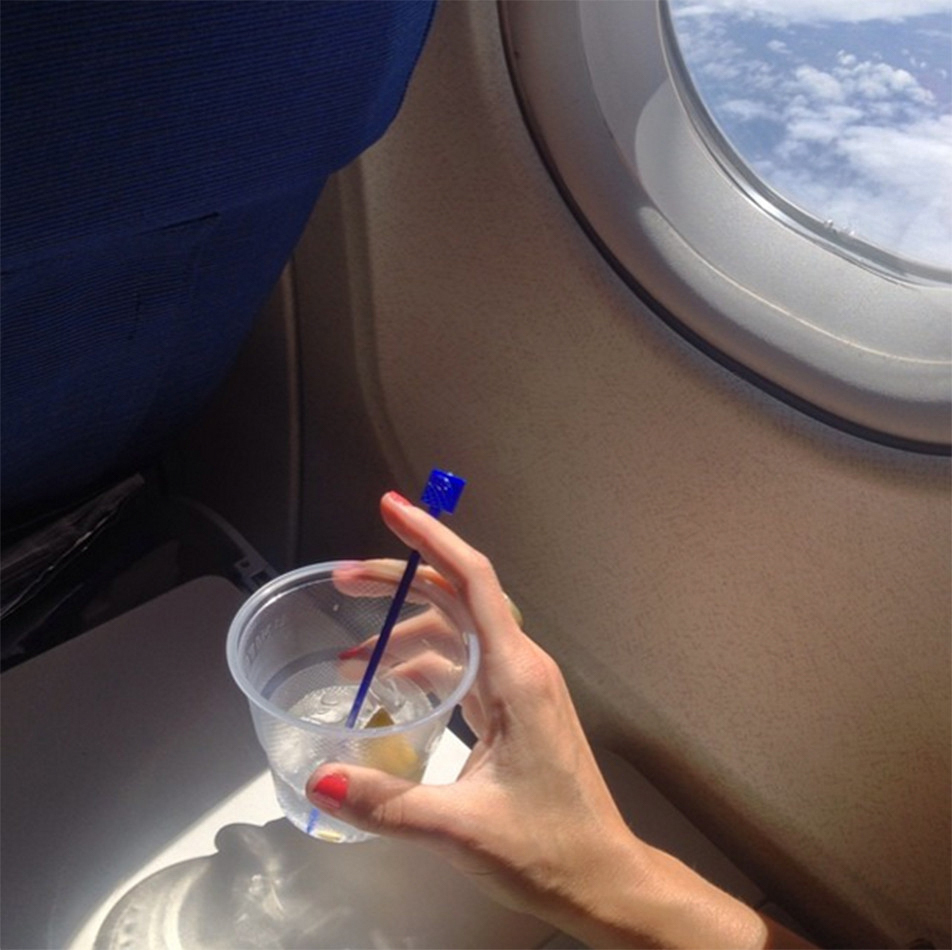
[344,469,466,729]
[306,469,466,835]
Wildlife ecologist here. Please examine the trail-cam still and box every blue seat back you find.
[2,0,434,517]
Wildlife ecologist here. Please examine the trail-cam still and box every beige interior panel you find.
[291,3,950,947]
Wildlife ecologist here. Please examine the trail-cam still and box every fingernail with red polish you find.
[338,644,368,660]
[310,773,348,810]
[385,491,414,508]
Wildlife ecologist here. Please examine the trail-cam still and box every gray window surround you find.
[499,0,951,453]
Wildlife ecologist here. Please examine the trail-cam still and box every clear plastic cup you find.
[226,561,479,843]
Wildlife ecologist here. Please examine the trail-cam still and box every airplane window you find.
[500,0,952,452]
[667,0,952,278]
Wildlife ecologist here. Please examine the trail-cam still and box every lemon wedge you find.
[365,707,396,729]
[362,707,423,780]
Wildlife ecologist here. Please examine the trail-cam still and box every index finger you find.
[380,492,525,664]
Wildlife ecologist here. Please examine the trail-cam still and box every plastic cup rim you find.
[226,560,480,738]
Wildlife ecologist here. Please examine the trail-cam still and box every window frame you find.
[498,0,951,453]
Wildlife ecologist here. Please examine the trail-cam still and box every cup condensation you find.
[226,561,479,843]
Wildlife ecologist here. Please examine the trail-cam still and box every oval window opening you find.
[500,0,952,452]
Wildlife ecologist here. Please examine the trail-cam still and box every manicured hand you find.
[307,492,809,950]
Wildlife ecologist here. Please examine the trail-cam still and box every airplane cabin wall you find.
[289,4,951,947]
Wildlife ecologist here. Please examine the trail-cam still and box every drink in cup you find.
[227,560,479,843]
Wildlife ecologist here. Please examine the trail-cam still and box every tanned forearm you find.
[552,838,815,950]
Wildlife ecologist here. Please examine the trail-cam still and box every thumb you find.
[306,763,457,841]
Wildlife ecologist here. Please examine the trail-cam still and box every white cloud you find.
[834,58,934,103]
[783,117,837,144]
[837,115,952,192]
[669,0,952,267]
[794,66,845,101]
[757,129,952,265]
[673,0,950,25]
[721,98,776,121]
[781,102,865,147]
[699,59,746,82]
[765,111,952,266]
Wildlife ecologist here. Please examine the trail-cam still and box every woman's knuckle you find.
[455,549,496,596]
[517,647,563,698]
[370,794,407,832]
[466,548,494,579]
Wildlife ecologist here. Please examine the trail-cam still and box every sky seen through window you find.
[669,0,952,273]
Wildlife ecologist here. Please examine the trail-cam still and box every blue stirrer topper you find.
[344,469,466,729]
